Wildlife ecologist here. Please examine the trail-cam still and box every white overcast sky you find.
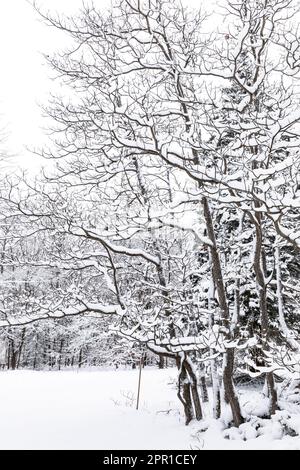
[0,0,219,169]
[0,0,89,168]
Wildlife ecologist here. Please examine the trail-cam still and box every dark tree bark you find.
[8,337,18,370]
[16,328,26,369]
[58,339,64,370]
[199,364,209,403]
[158,355,165,369]
[253,214,278,416]
[78,347,83,368]
[33,335,39,370]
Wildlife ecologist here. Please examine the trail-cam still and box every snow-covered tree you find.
[1,0,299,429]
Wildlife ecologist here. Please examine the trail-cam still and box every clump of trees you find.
[0,0,300,428]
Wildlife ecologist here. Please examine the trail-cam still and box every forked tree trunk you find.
[177,360,194,425]
[147,343,203,425]
[134,151,203,425]
[156,257,203,425]
[202,196,244,427]
[184,358,203,420]
[176,355,203,425]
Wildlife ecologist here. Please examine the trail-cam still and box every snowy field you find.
[0,368,299,450]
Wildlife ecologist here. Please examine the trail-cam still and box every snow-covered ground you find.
[0,367,299,450]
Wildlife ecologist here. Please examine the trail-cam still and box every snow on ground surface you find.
[0,367,299,450]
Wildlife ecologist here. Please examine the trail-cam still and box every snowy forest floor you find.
[0,367,299,450]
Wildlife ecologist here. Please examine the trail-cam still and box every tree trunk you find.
[9,338,17,370]
[158,355,165,369]
[211,358,221,419]
[253,214,278,416]
[16,328,26,369]
[199,364,209,403]
[58,339,64,370]
[208,268,221,418]
[78,347,83,368]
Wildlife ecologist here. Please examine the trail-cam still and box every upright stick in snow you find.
[136,353,144,410]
